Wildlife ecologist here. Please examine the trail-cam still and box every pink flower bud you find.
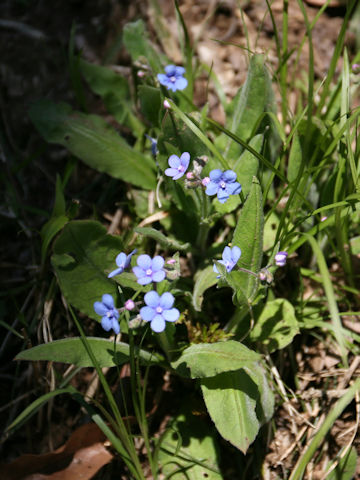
[186,172,194,180]
[125,299,135,311]
[321,216,327,222]
[202,177,210,187]
[163,99,171,109]
[167,258,176,265]
[137,70,146,78]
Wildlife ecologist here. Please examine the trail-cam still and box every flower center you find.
[220,181,226,189]
[170,75,176,83]
[146,268,152,276]
[106,311,112,317]
[156,306,163,314]
[177,165,185,172]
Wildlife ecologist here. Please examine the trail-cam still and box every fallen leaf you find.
[1,423,113,480]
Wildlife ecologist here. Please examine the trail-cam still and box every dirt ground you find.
[1,0,359,478]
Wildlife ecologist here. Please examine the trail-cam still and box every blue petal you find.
[165,65,176,75]
[159,292,174,309]
[94,301,108,316]
[102,294,115,309]
[137,276,152,285]
[163,308,179,322]
[111,319,120,334]
[231,246,241,263]
[152,256,165,271]
[223,170,237,182]
[175,66,185,76]
[115,252,127,268]
[217,189,229,203]
[222,246,232,262]
[166,82,178,92]
[141,306,156,321]
[144,290,160,307]
[112,309,120,320]
[174,77,187,91]
[172,170,186,180]
[132,266,145,278]
[226,182,241,196]
[125,249,137,268]
[180,152,190,168]
[205,181,219,196]
[213,263,219,274]
[108,267,123,278]
[101,316,112,331]
[151,315,166,332]
[157,74,168,86]
[168,154,180,168]
[137,254,152,269]
[152,270,166,283]
[209,169,223,182]
[165,168,178,178]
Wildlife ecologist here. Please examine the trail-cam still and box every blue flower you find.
[157,65,188,92]
[133,254,166,285]
[108,249,137,278]
[213,246,241,277]
[93,294,120,334]
[140,291,180,332]
[165,152,190,180]
[275,251,288,267]
[205,169,241,204]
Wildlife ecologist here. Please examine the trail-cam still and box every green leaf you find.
[29,100,156,190]
[123,20,163,73]
[226,54,274,158]
[263,212,280,251]
[287,132,302,183]
[79,59,143,135]
[192,266,218,312]
[40,175,69,263]
[232,134,263,196]
[158,112,210,159]
[213,194,241,215]
[171,340,260,378]
[250,299,299,353]
[5,387,73,434]
[138,85,162,127]
[200,365,273,454]
[158,411,222,479]
[51,220,125,319]
[134,226,191,251]
[327,447,357,480]
[231,177,264,303]
[16,337,163,368]
[41,214,69,264]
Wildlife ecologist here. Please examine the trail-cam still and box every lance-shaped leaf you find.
[29,100,156,190]
[16,337,164,368]
[123,19,164,73]
[79,59,143,135]
[51,220,126,320]
[192,265,218,312]
[230,177,264,304]
[232,134,263,196]
[226,54,275,159]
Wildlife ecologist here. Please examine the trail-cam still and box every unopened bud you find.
[202,177,210,187]
[125,299,135,311]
